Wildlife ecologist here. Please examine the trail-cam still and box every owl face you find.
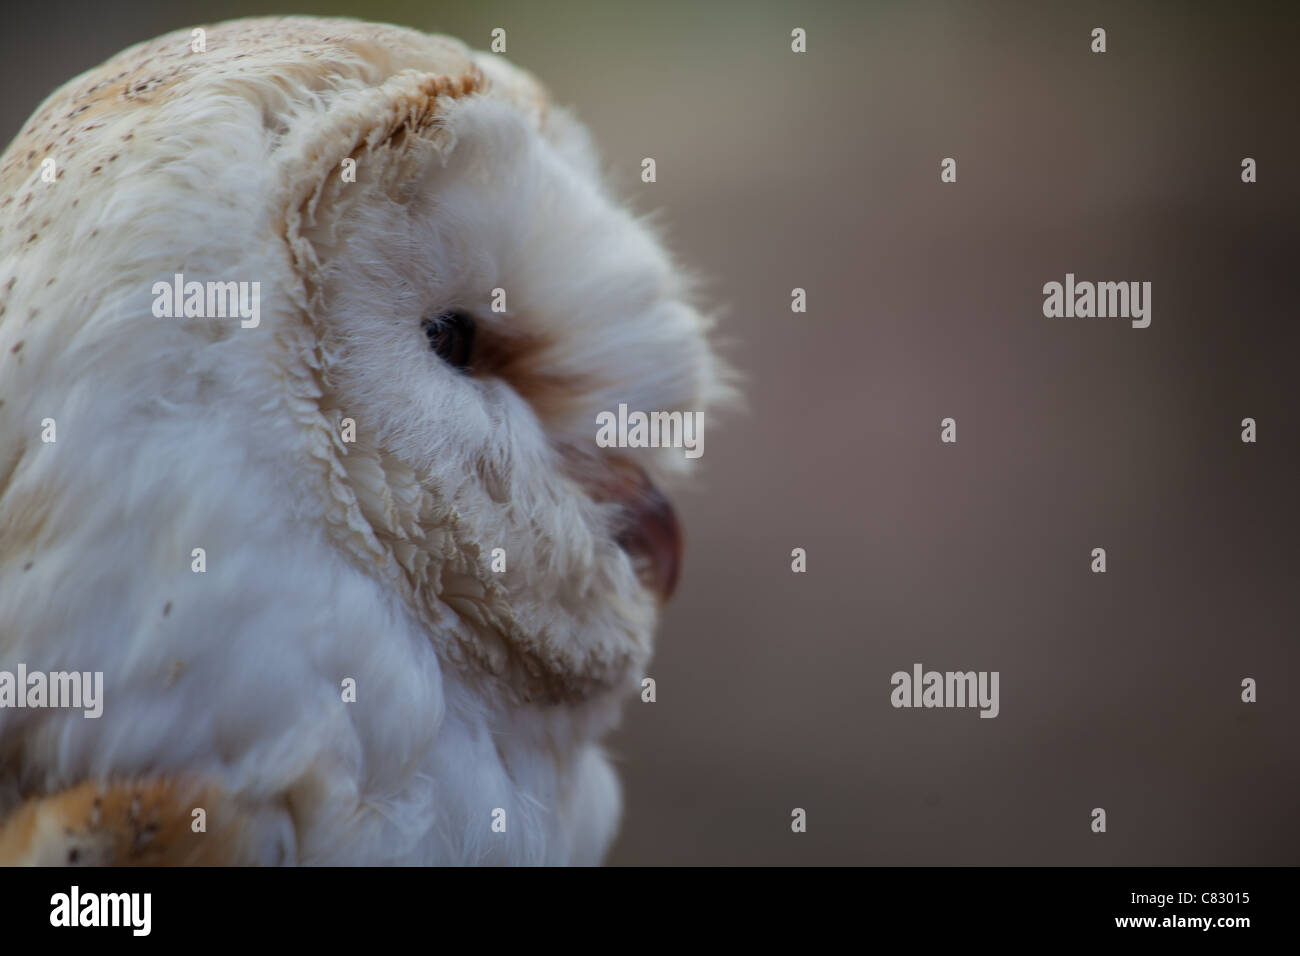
[304,85,726,703]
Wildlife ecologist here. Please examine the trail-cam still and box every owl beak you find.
[600,461,682,603]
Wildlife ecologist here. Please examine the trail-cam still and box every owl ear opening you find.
[278,69,483,310]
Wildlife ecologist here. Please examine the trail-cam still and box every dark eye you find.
[422,310,476,371]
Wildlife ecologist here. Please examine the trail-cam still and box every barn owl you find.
[0,16,725,865]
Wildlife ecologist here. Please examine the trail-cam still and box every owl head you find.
[0,18,728,752]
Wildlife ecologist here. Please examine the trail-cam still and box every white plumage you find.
[0,17,725,864]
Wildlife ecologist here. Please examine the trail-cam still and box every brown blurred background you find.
[5,0,1297,865]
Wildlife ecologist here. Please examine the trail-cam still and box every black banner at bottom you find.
[0,865,1283,942]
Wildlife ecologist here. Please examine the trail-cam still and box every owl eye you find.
[422,310,476,371]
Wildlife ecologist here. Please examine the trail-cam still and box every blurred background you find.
[4,0,1297,865]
